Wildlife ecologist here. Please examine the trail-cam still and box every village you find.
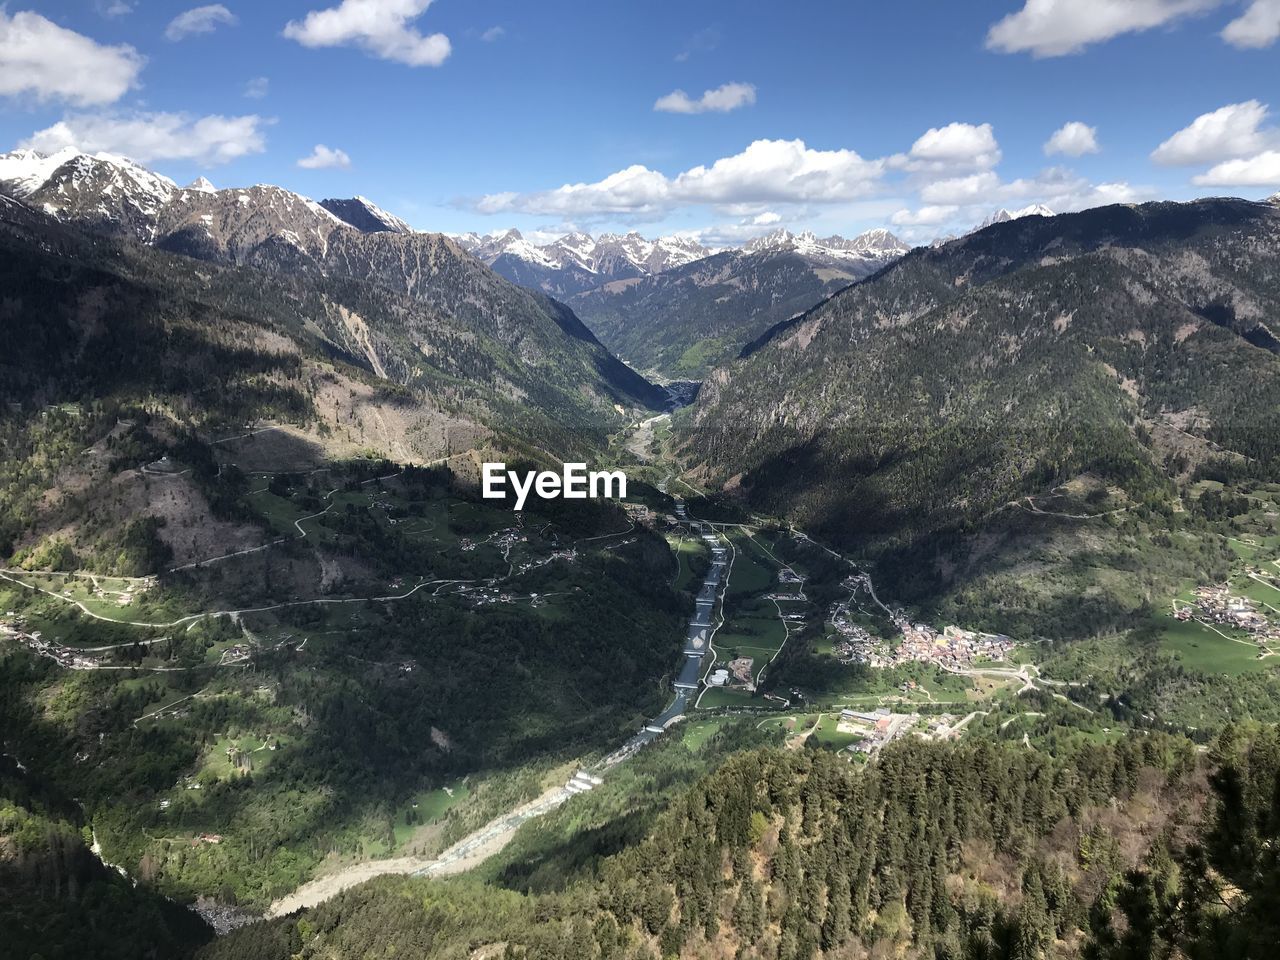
[1176,582,1280,648]
[830,595,1016,670]
[1,618,105,670]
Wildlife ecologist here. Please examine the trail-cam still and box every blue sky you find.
[2,1,1279,242]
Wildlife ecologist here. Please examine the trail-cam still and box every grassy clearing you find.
[392,780,470,846]
[680,718,730,751]
[697,687,760,709]
[244,489,310,536]
[1159,614,1265,675]
[726,531,776,598]
[717,616,787,658]
[810,713,860,751]
[200,734,285,781]
[666,534,708,592]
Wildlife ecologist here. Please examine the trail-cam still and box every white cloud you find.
[283,0,451,67]
[895,169,1150,235]
[1152,100,1274,164]
[23,112,267,165]
[1045,121,1099,156]
[96,0,133,16]
[671,139,883,204]
[654,82,756,114]
[481,25,504,42]
[891,205,959,226]
[892,122,1002,173]
[0,11,144,106]
[987,0,1220,57]
[297,144,352,169]
[752,211,782,225]
[911,123,1000,165]
[477,139,885,217]
[1192,150,1280,184]
[165,5,237,41]
[244,76,269,99]
[920,171,1002,204]
[1222,0,1280,47]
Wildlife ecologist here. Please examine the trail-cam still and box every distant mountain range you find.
[562,227,910,378]
[454,225,911,298]
[453,229,711,298]
[741,226,910,261]
[451,225,911,377]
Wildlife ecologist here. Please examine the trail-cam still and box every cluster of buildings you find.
[893,623,1016,669]
[1177,585,1280,643]
[708,655,756,690]
[829,616,877,663]
[837,708,917,754]
[837,708,978,755]
[2,619,103,670]
[828,599,1015,670]
[458,585,549,609]
[218,644,252,666]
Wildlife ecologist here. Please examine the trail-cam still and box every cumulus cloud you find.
[283,0,451,66]
[920,171,1003,205]
[912,123,1000,164]
[23,112,267,165]
[297,144,352,169]
[477,139,885,217]
[894,169,1149,234]
[891,122,1002,173]
[1045,121,1100,156]
[0,10,144,106]
[165,5,237,41]
[987,0,1220,57]
[244,76,269,98]
[1222,0,1280,47]
[1192,150,1280,185]
[1152,100,1275,164]
[654,82,756,114]
[890,205,960,226]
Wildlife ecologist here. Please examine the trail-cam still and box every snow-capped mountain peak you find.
[0,148,179,242]
[0,148,178,208]
[848,227,911,257]
[743,226,909,263]
[185,176,217,193]
[0,146,82,198]
[319,195,413,234]
[977,204,1055,231]
[453,224,907,296]
[453,228,713,283]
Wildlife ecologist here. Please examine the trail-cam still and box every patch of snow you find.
[0,146,80,197]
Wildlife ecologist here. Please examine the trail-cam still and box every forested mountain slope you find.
[1,757,213,959]
[0,150,664,450]
[202,729,1280,960]
[680,198,1280,614]
[0,190,655,468]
